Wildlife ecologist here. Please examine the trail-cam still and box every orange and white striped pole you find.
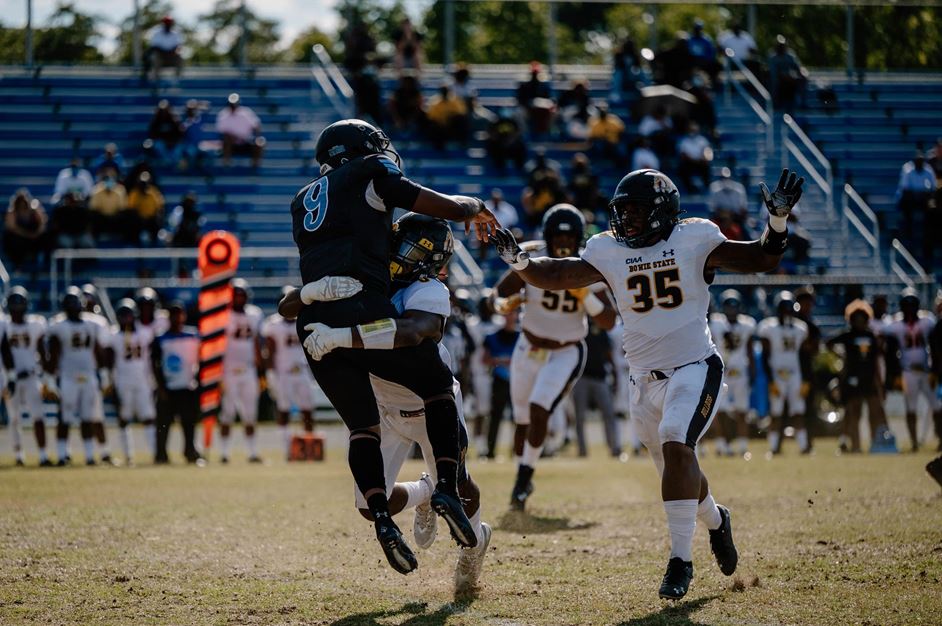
[197,231,240,451]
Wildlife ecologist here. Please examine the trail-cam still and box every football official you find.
[151,302,201,464]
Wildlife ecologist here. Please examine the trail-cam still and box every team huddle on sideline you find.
[0,284,321,467]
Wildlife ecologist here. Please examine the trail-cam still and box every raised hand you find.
[759,168,805,219]
[491,228,530,269]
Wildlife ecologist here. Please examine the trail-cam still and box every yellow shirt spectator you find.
[588,113,625,145]
[426,92,467,128]
[88,181,127,217]
[128,185,165,219]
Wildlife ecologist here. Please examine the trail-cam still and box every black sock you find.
[348,429,389,520]
[424,395,460,494]
[515,464,535,489]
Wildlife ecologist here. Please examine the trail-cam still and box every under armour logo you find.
[663,249,674,257]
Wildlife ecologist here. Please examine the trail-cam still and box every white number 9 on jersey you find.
[303,178,330,232]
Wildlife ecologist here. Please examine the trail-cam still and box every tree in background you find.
[189,0,283,65]
[0,3,104,64]
[113,0,198,65]
[287,26,336,64]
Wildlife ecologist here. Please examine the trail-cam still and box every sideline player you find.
[219,279,265,463]
[1,287,51,466]
[709,290,756,457]
[287,213,491,593]
[490,167,804,599]
[758,291,810,455]
[135,287,170,336]
[262,288,318,458]
[289,119,497,572]
[494,204,615,510]
[104,299,157,464]
[884,289,937,451]
[46,287,112,465]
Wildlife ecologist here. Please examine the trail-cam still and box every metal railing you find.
[310,44,353,117]
[889,238,930,290]
[781,113,835,219]
[723,48,773,151]
[0,256,10,299]
[841,184,881,271]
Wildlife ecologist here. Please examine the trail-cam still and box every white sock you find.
[768,431,781,452]
[664,499,698,562]
[96,439,110,458]
[475,435,488,456]
[278,424,290,454]
[736,437,749,454]
[698,493,723,530]
[57,438,68,461]
[521,441,543,468]
[11,419,23,457]
[144,424,156,457]
[38,448,48,463]
[796,428,809,451]
[715,437,729,454]
[469,507,485,544]
[83,438,95,463]
[246,432,258,458]
[402,477,434,510]
[220,434,231,459]
[119,427,133,461]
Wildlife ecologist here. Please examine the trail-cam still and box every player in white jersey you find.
[135,288,171,337]
[494,204,616,511]
[219,278,265,463]
[103,299,156,464]
[288,213,492,591]
[262,289,318,458]
[1,287,52,466]
[709,290,756,457]
[758,291,810,455]
[884,289,938,451]
[491,167,805,599]
[46,287,112,465]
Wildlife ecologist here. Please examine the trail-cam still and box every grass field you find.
[1,427,941,626]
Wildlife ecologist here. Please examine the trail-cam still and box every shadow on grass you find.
[496,510,598,534]
[615,595,719,626]
[328,599,473,626]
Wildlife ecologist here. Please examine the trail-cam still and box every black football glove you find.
[491,228,529,269]
[759,168,805,219]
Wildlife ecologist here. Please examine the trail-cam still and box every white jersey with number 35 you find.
[582,218,727,371]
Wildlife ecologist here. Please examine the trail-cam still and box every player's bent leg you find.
[455,475,491,596]
[510,402,549,511]
[698,473,737,576]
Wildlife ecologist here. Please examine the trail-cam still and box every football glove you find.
[492,228,529,270]
[494,293,525,315]
[760,168,804,223]
[299,276,363,305]
[41,374,59,402]
[302,323,353,361]
[768,381,781,398]
[567,287,589,301]
[800,381,811,398]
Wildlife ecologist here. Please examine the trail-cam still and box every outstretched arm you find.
[412,188,499,241]
[490,229,605,290]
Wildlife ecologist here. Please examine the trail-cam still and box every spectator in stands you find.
[630,136,660,171]
[687,73,718,137]
[653,34,693,87]
[127,171,165,245]
[638,104,673,159]
[351,62,383,125]
[485,110,526,173]
[521,172,568,228]
[768,35,808,111]
[180,100,209,171]
[393,18,424,74]
[50,191,93,249]
[88,169,128,238]
[90,143,125,180]
[780,210,812,272]
[568,153,604,214]
[587,104,626,167]
[677,122,714,193]
[611,38,644,103]
[147,100,183,167]
[718,21,759,74]
[516,62,554,134]
[525,148,562,186]
[342,18,376,74]
[3,189,47,268]
[143,16,183,84]
[387,73,425,134]
[483,189,519,229]
[52,157,93,205]
[896,150,937,239]
[216,93,265,168]
[558,79,592,139]
[483,308,519,459]
[710,167,748,229]
[687,19,719,86]
[165,192,204,248]
[425,84,469,149]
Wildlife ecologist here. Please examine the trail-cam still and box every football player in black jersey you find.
[290,119,497,574]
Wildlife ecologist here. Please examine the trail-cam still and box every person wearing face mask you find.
[88,168,128,238]
[52,158,94,205]
[126,171,165,245]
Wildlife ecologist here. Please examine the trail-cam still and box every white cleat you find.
[413,474,437,549]
[454,522,491,595]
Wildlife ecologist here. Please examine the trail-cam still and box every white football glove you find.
[300,276,363,304]
[491,228,530,270]
[302,323,353,361]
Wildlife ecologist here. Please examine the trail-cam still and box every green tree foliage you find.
[189,0,284,64]
[113,0,198,64]
[335,0,410,61]
[0,3,104,64]
[287,26,336,63]
[423,1,549,65]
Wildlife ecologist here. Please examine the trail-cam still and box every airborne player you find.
[491,167,804,599]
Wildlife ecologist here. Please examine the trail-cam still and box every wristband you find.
[769,214,788,233]
[583,292,605,317]
[356,318,397,350]
[759,223,788,255]
[511,251,530,271]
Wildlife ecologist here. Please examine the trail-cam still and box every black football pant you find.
[297,291,462,505]
[156,388,199,463]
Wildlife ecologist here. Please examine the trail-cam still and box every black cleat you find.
[39,459,54,467]
[658,557,694,600]
[248,455,263,464]
[85,459,97,467]
[100,455,115,466]
[430,490,478,548]
[927,456,942,488]
[375,518,417,575]
[509,480,534,511]
[15,459,25,467]
[709,505,738,576]
[56,458,70,467]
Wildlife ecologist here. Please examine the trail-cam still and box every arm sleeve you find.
[690,218,728,268]
[401,281,452,317]
[366,156,422,212]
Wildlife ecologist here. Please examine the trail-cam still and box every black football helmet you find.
[900,288,920,316]
[608,169,683,248]
[314,119,400,171]
[542,203,585,258]
[4,286,29,315]
[115,298,137,327]
[774,290,796,316]
[389,212,454,283]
